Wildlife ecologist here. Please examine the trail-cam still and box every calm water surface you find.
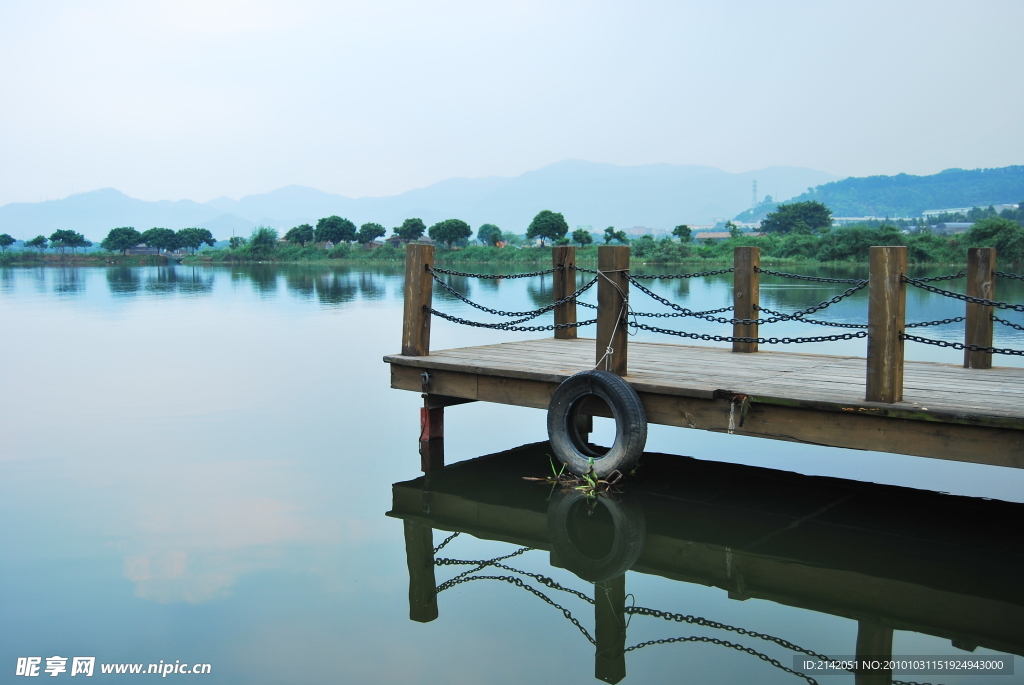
[1,264,1022,684]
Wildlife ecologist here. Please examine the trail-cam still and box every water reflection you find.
[390,443,1023,683]
[53,267,86,296]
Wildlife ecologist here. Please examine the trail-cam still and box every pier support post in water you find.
[419,397,444,472]
[866,246,907,403]
[733,246,760,353]
[964,247,996,369]
[596,246,630,376]
[403,521,438,623]
[594,575,627,684]
[553,246,578,339]
[402,243,434,357]
[854,620,893,685]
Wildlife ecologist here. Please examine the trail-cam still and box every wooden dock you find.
[386,244,1024,471]
[389,443,1024,678]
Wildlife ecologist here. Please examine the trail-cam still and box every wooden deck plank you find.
[385,338,1024,430]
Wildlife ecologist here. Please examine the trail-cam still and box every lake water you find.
[1,264,1022,684]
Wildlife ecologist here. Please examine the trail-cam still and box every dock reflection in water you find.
[388,444,1022,684]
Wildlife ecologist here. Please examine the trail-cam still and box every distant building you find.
[694,232,732,241]
[125,244,159,255]
[922,207,975,218]
[832,216,915,225]
[931,222,974,236]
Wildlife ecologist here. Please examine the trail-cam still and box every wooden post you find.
[964,247,996,369]
[596,246,630,376]
[866,246,907,403]
[419,398,444,472]
[594,575,627,684]
[733,246,760,353]
[552,246,578,339]
[403,521,438,623]
[402,243,434,357]
[854,620,893,685]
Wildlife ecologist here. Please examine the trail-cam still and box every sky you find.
[1,0,1022,206]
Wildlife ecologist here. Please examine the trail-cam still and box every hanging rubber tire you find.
[547,489,646,582]
[547,370,647,478]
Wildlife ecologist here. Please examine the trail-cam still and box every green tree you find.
[428,219,472,248]
[477,223,502,246]
[526,210,569,246]
[314,216,357,243]
[964,217,1024,263]
[760,201,833,234]
[249,226,279,255]
[25,235,47,252]
[0,233,14,252]
[100,227,142,255]
[356,222,386,245]
[571,228,593,246]
[284,224,314,246]
[176,227,216,254]
[395,217,426,242]
[725,221,742,239]
[228,236,247,250]
[672,224,692,242]
[141,227,176,253]
[603,226,628,244]
[49,229,91,254]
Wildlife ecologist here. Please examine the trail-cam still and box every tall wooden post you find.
[552,246,578,339]
[402,243,434,357]
[854,620,893,685]
[403,521,438,623]
[964,247,996,369]
[594,575,627,684]
[866,246,907,403]
[596,246,630,376]
[733,246,760,353]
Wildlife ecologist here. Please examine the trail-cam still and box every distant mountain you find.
[0,161,837,241]
[734,166,1024,221]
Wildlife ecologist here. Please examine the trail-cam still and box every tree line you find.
[0,227,216,256]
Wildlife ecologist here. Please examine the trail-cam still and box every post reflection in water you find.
[389,443,1023,684]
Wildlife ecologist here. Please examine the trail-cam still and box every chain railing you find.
[901,333,1024,357]
[430,265,562,279]
[429,266,597,318]
[428,537,940,685]
[994,315,1024,332]
[754,267,866,285]
[994,270,1024,281]
[903,276,1024,312]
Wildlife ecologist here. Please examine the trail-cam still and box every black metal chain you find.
[753,305,868,329]
[755,267,866,284]
[631,320,867,345]
[427,306,597,331]
[623,635,820,684]
[570,265,734,279]
[901,333,1024,356]
[429,267,598,317]
[435,547,531,590]
[994,270,1024,281]
[904,316,966,328]
[902,277,1024,312]
[433,532,460,554]
[436,558,594,604]
[905,270,965,282]
[994,315,1024,332]
[630,267,734,280]
[429,265,561,279]
[437,573,596,645]
[631,277,867,325]
[579,301,735,318]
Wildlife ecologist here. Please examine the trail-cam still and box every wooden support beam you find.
[552,246,578,339]
[402,243,434,357]
[403,521,438,623]
[733,246,760,353]
[419,399,444,472]
[596,246,630,375]
[595,575,627,684]
[866,246,907,403]
[854,620,893,685]
[964,247,996,369]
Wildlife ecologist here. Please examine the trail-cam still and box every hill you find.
[0,161,835,241]
[735,166,1024,221]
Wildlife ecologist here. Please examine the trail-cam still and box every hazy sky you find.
[1,0,1021,206]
